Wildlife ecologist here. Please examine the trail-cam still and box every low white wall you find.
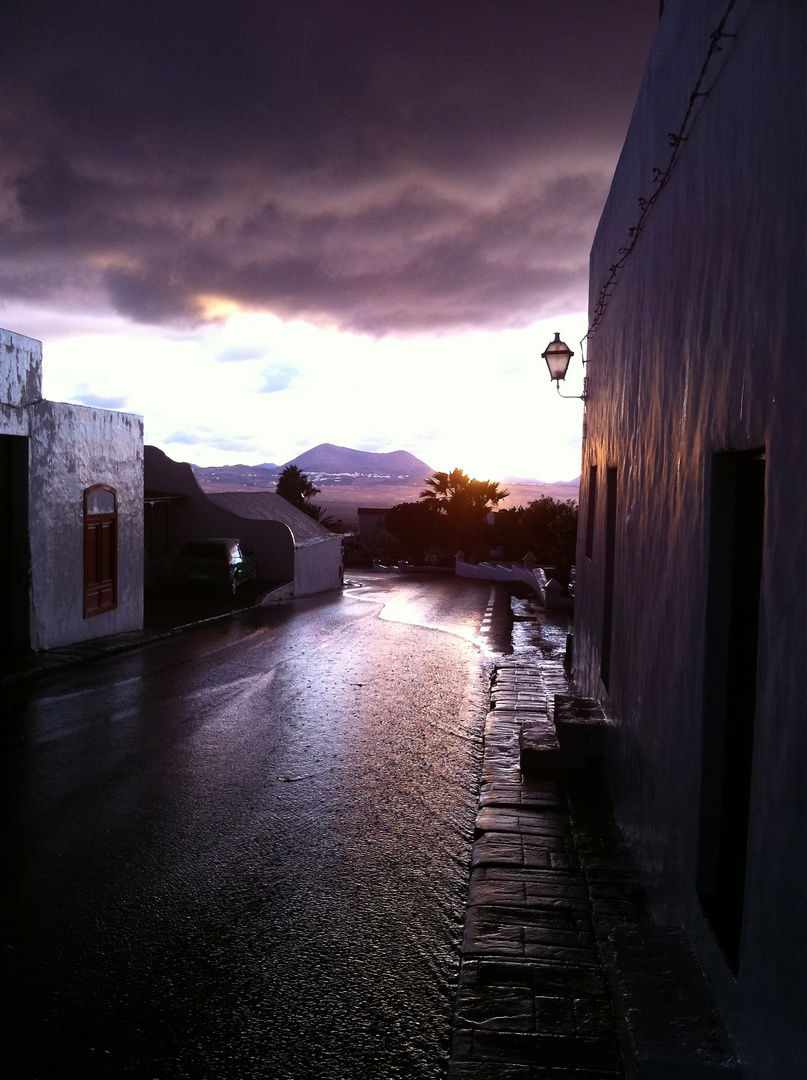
[27,401,144,650]
[294,537,343,596]
[455,555,572,608]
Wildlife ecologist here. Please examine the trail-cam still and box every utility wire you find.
[580,0,741,366]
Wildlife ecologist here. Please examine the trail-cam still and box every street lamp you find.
[541,332,587,400]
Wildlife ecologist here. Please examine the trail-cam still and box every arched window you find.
[84,485,117,617]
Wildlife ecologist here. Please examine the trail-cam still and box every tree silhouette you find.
[420,468,509,516]
[492,496,578,584]
[385,500,451,563]
[419,468,510,557]
[275,465,339,530]
[276,465,320,509]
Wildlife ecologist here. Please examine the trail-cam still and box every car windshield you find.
[182,542,228,560]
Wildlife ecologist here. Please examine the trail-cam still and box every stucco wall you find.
[294,537,343,596]
[574,1,806,1074]
[1,328,42,409]
[27,401,144,650]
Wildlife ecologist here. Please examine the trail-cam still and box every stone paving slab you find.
[457,957,610,1000]
[493,670,547,684]
[472,831,579,872]
[494,689,544,705]
[494,709,553,729]
[463,905,599,965]
[480,757,525,785]
[483,715,522,738]
[492,682,547,694]
[475,807,569,838]
[493,681,548,697]
[518,718,562,761]
[491,693,549,710]
[448,1065,622,1080]
[467,868,589,910]
[478,781,568,811]
[451,1029,622,1072]
[483,726,520,748]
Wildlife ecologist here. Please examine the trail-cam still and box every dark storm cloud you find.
[0,1,657,334]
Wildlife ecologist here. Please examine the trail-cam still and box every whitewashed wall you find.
[574,1,806,1074]
[0,328,42,411]
[27,401,144,649]
[294,536,344,596]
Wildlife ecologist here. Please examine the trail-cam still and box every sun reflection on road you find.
[379,596,481,645]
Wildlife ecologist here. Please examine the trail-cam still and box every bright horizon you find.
[25,306,588,483]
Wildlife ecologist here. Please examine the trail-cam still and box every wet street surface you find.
[2,574,513,1079]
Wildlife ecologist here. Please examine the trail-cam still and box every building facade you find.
[572,2,806,1075]
[1,329,143,652]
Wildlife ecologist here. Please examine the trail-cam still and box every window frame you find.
[84,484,118,618]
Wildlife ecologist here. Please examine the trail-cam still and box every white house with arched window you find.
[1,328,143,652]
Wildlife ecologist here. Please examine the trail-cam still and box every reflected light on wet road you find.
[3,573,512,1079]
[378,595,482,645]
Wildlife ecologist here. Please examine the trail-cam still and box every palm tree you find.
[276,465,341,531]
[420,468,509,515]
[276,465,320,509]
[419,468,509,556]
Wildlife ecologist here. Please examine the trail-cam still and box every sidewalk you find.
[449,601,741,1079]
[0,578,291,687]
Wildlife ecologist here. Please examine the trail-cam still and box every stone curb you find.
[449,635,742,1079]
[449,654,632,1079]
[0,582,293,688]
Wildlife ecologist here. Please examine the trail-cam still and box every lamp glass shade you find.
[542,332,574,381]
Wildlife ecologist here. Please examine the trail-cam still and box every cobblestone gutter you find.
[448,648,741,1079]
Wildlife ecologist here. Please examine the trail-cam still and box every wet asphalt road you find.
[2,574,512,1080]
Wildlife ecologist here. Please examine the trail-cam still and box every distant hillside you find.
[190,444,434,491]
[503,475,580,487]
[285,443,432,477]
[189,463,278,488]
[188,445,578,501]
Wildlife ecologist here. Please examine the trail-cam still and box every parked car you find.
[174,538,257,594]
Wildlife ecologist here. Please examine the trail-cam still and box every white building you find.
[573,2,805,1074]
[1,329,143,652]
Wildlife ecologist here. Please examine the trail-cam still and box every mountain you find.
[503,474,580,487]
[189,444,434,491]
[283,443,432,478]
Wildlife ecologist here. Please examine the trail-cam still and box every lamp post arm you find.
[555,378,587,402]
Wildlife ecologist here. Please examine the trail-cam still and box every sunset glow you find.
[39,309,587,480]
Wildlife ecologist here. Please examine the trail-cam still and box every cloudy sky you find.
[0,1,658,480]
